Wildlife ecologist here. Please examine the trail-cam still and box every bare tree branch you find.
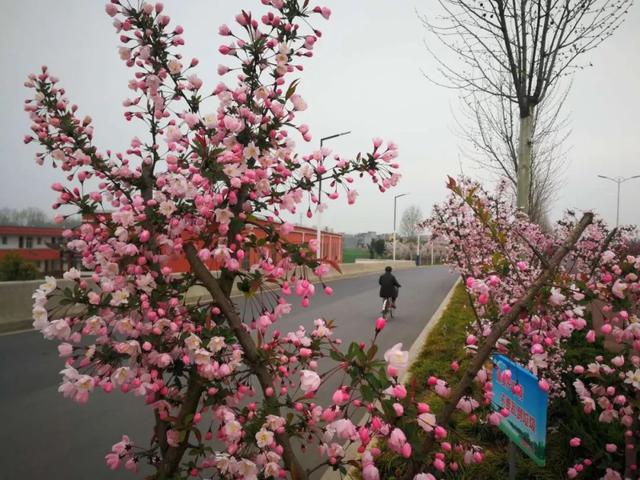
[421,0,632,212]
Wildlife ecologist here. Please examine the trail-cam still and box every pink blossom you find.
[105,4,118,17]
[105,453,120,470]
[388,428,407,454]
[300,370,320,393]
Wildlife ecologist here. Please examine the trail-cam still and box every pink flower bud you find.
[401,442,411,458]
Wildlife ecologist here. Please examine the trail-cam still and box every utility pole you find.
[430,239,434,265]
[597,174,640,227]
[392,193,408,261]
[316,131,351,259]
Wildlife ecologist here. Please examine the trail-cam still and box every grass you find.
[342,247,370,264]
[407,281,472,397]
[377,282,624,479]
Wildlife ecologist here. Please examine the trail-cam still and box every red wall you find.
[164,223,343,273]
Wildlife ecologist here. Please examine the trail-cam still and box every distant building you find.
[83,213,343,273]
[0,225,66,275]
[165,222,343,273]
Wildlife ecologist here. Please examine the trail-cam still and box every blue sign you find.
[491,354,548,466]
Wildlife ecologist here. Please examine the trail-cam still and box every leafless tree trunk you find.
[420,0,632,213]
[400,205,424,238]
[456,80,570,225]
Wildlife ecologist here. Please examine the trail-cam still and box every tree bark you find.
[624,395,638,479]
[408,212,593,478]
[156,376,205,479]
[516,108,534,213]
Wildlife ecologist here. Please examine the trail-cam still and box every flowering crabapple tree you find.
[565,227,640,480]
[21,1,430,479]
[421,178,640,479]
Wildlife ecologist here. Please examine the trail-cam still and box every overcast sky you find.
[2,1,639,234]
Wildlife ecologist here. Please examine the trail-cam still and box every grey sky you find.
[1,1,639,234]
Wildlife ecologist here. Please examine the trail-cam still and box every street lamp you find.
[316,131,351,259]
[392,193,408,261]
[597,174,640,227]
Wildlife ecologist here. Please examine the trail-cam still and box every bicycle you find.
[381,297,394,320]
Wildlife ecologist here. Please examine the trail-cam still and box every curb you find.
[400,277,460,384]
[319,277,461,480]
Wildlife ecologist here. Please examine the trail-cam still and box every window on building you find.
[19,236,24,248]
[51,237,57,244]
[26,237,33,249]
[1,236,6,245]
[37,237,42,245]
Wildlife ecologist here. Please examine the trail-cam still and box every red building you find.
[83,213,343,274]
[165,223,343,273]
[0,225,66,275]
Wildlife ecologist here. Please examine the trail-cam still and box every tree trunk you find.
[516,109,534,213]
[625,416,637,480]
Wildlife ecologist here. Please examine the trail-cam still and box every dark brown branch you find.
[183,243,308,480]
[156,375,205,478]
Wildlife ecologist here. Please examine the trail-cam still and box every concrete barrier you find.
[0,261,416,334]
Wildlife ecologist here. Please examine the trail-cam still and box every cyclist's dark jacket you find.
[379,272,401,298]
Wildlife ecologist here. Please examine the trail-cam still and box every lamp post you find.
[316,131,351,259]
[392,193,408,261]
[597,174,640,227]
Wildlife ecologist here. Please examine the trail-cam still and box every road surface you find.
[0,266,456,479]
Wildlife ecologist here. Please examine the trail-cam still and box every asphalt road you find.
[0,266,456,480]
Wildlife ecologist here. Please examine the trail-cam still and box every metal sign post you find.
[508,441,517,480]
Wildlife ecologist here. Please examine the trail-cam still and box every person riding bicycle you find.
[379,266,401,308]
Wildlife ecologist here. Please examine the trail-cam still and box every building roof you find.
[0,249,60,261]
[0,225,64,236]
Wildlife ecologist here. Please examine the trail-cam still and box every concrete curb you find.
[400,277,461,384]
[319,277,461,480]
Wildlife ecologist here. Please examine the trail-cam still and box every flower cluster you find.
[425,177,640,479]
[22,2,476,480]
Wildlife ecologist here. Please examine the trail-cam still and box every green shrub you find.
[0,252,42,281]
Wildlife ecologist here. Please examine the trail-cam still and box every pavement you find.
[0,266,456,479]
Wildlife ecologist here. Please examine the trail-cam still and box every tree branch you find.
[183,243,308,480]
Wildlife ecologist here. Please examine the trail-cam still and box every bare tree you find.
[0,207,51,226]
[399,205,424,238]
[421,0,632,212]
[456,78,571,225]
